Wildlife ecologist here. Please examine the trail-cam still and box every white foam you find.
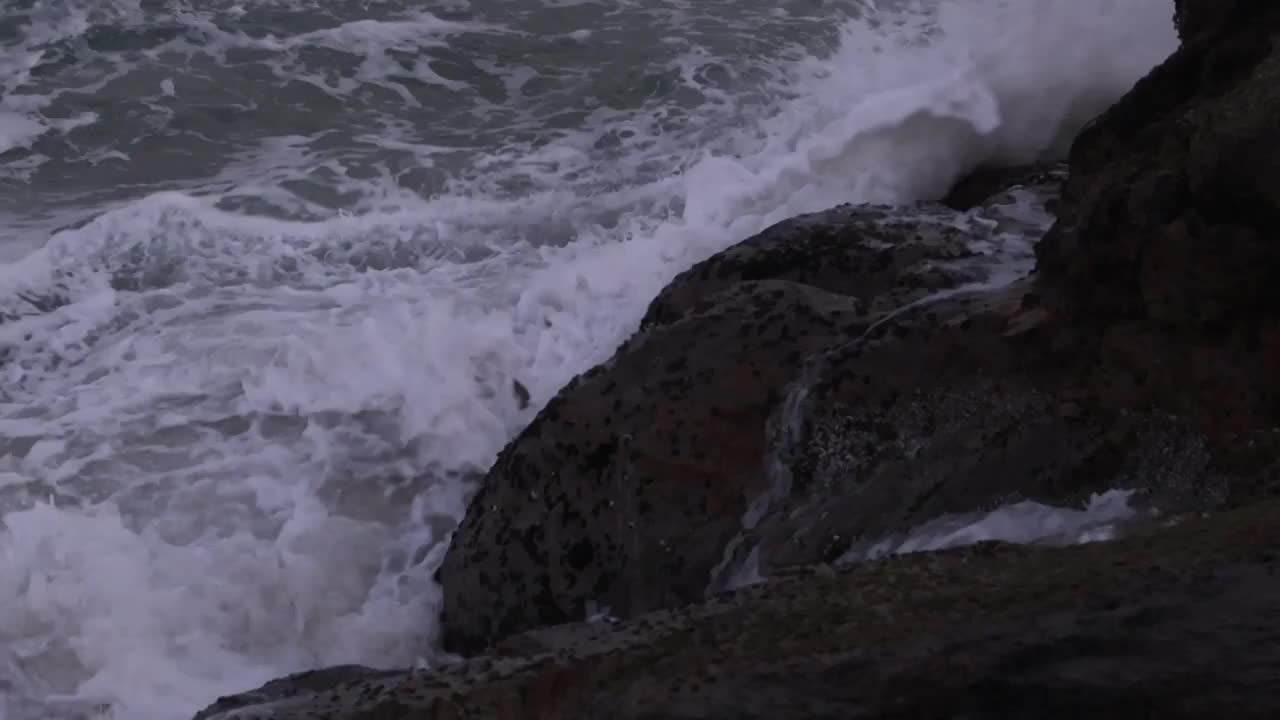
[0,112,47,155]
[722,492,1144,592]
[681,0,1178,225]
[0,49,55,156]
[0,1,1178,718]
[854,490,1144,561]
[0,500,446,719]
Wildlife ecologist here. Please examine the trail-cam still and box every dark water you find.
[0,0,845,239]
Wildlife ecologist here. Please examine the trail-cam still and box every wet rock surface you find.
[727,285,1221,575]
[197,499,1280,719]
[436,185,1057,653]
[938,163,1062,212]
[1037,0,1280,441]
[435,198,1024,653]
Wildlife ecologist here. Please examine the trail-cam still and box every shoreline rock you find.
[1036,0,1280,443]
[196,498,1280,719]
[437,184,1058,654]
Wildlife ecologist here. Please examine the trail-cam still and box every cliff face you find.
[1036,0,1280,438]
[196,3,1280,718]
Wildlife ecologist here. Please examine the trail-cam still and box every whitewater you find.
[0,1,1176,718]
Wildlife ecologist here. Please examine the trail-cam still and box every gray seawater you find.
[0,1,1175,718]
[0,0,843,244]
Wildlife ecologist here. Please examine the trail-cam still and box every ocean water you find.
[0,1,1176,718]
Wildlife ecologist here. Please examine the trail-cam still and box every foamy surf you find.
[854,490,1149,561]
[0,1,1176,718]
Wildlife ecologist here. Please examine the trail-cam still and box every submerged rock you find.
[195,499,1280,719]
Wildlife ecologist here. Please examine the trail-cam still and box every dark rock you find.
[939,163,1063,212]
[440,277,871,653]
[735,279,1280,576]
[511,379,531,411]
[1175,0,1276,42]
[732,283,1110,573]
[193,666,400,720]
[195,499,1280,719]
[436,201,1028,655]
[1035,0,1280,441]
[638,204,986,330]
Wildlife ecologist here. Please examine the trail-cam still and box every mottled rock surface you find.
[436,185,1057,654]
[723,278,1280,573]
[1036,0,1280,442]
[196,499,1280,719]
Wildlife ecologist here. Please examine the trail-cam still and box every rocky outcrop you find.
[721,283,1275,573]
[1036,0,1280,442]
[436,183,1062,653]
[938,163,1061,212]
[196,498,1280,719]
[1174,0,1274,41]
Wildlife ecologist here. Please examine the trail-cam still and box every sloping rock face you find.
[1036,0,1280,442]
[939,163,1062,212]
[196,499,1280,720]
[721,283,1231,574]
[436,196,1038,654]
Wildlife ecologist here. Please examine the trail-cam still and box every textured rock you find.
[938,163,1062,212]
[436,198,1035,654]
[196,498,1280,720]
[739,279,1280,573]
[731,284,1127,572]
[1035,0,1280,442]
[1174,0,1274,41]
[1040,0,1280,327]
